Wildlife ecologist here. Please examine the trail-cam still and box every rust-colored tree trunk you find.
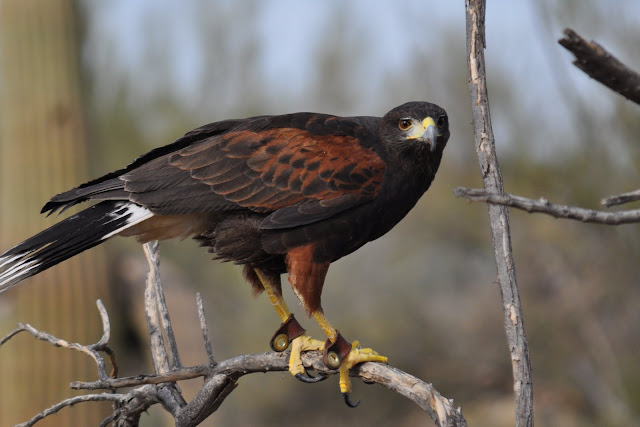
[0,1,110,425]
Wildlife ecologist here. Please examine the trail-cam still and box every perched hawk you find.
[0,101,449,406]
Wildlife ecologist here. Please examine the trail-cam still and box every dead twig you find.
[465,1,533,425]
[196,292,215,365]
[601,189,640,208]
[15,393,128,427]
[0,300,116,379]
[455,187,640,225]
[559,29,640,105]
[142,241,186,415]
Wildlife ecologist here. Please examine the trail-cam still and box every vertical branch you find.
[465,1,533,426]
[196,293,216,365]
[142,241,186,415]
[150,244,183,370]
[143,241,171,374]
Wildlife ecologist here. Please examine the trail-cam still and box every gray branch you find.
[456,187,640,225]
[2,242,467,426]
[15,393,127,427]
[465,1,533,426]
[559,29,640,105]
[601,189,640,208]
[142,241,186,415]
[196,292,215,365]
[0,300,116,380]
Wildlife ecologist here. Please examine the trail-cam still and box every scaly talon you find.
[288,335,325,377]
[338,340,388,401]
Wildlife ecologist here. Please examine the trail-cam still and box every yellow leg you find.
[312,311,388,399]
[313,311,338,341]
[255,270,388,400]
[254,269,325,377]
[254,269,290,322]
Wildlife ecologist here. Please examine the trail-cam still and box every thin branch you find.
[143,241,182,370]
[72,350,466,426]
[465,1,533,426]
[354,363,465,426]
[6,243,466,426]
[142,241,187,415]
[456,187,640,225]
[71,365,212,389]
[601,189,640,208]
[143,241,171,374]
[0,301,114,380]
[15,393,126,427]
[196,292,216,365]
[559,29,640,105]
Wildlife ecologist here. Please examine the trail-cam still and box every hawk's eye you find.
[437,115,447,129]
[398,118,413,131]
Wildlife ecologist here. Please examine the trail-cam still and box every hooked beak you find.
[420,117,438,152]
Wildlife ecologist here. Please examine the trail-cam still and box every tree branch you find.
[456,187,640,225]
[601,189,640,208]
[2,241,466,426]
[15,393,128,427]
[0,300,116,379]
[465,1,533,426]
[559,28,640,105]
[142,241,187,416]
[196,292,216,365]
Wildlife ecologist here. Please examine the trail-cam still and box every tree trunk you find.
[0,1,110,424]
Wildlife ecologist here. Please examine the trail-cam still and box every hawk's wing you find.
[43,114,387,230]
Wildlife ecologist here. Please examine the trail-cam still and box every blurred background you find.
[1,0,639,425]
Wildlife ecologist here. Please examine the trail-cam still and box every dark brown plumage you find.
[0,101,449,404]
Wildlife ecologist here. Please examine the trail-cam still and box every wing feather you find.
[44,114,387,226]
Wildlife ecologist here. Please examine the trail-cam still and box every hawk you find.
[0,101,449,406]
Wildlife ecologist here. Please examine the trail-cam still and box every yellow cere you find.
[408,116,437,139]
[422,117,436,130]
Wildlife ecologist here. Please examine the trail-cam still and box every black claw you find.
[303,369,317,379]
[295,372,327,383]
[342,392,361,408]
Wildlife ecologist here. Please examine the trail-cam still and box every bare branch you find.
[355,363,466,426]
[143,241,187,415]
[7,243,466,426]
[559,29,640,105]
[196,292,216,365]
[601,189,640,208]
[143,241,171,374]
[95,299,111,346]
[176,373,238,426]
[71,365,212,389]
[465,1,533,425]
[143,241,182,370]
[456,187,640,225]
[15,393,126,427]
[71,350,466,426]
[0,301,114,380]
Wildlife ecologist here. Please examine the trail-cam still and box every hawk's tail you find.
[0,201,153,293]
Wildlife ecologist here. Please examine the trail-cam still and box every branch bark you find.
[465,1,533,425]
[2,242,467,426]
[456,187,640,225]
[601,189,640,208]
[559,29,640,105]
